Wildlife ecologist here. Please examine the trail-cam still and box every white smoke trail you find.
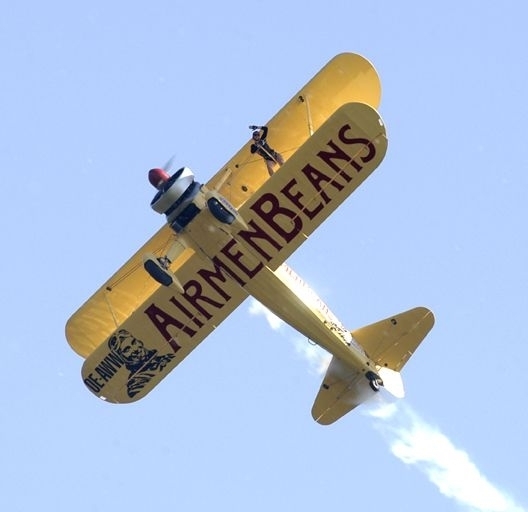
[248,300,283,331]
[248,299,330,375]
[248,298,525,512]
[367,401,525,512]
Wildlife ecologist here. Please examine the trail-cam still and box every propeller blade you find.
[162,154,177,173]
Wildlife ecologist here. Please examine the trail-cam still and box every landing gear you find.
[207,197,235,225]
[144,256,174,287]
[365,371,383,392]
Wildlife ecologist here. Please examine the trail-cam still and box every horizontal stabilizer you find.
[351,307,434,372]
[312,307,434,424]
[311,356,369,425]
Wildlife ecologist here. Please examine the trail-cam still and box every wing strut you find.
[298,94,314,135]
[102,290,120,329]
[212,167,233,192]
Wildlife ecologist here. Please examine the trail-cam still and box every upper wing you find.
[351,307,435,371]
[66,52,382,360]
[209,52,382,208]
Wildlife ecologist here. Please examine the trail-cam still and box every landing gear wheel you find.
[365,371,383,392]
[369,378,381,392]
[144,258,174,287]
[207,197,235,225]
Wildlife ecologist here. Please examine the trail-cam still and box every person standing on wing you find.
[249,125,284,176]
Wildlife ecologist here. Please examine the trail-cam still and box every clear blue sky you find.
[2,1,527,511]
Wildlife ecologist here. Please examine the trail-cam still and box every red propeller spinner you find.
[148,168,170,189]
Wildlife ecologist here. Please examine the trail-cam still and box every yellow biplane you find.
[66,53,434,424]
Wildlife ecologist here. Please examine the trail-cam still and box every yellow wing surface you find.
[235,101,387,272]
[81,252,248,403]
[76,101,387,404]
[209,52,382,208]
[65,53,383,402]
[66,52,381,359]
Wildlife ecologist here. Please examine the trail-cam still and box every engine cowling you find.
[150,167,202,230]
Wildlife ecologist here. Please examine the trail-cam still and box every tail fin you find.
[311,307,434,425]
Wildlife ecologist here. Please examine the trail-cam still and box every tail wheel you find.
[369,379,381,392]
[366,371,383,392]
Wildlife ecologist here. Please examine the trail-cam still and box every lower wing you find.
[74,248,248,403]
